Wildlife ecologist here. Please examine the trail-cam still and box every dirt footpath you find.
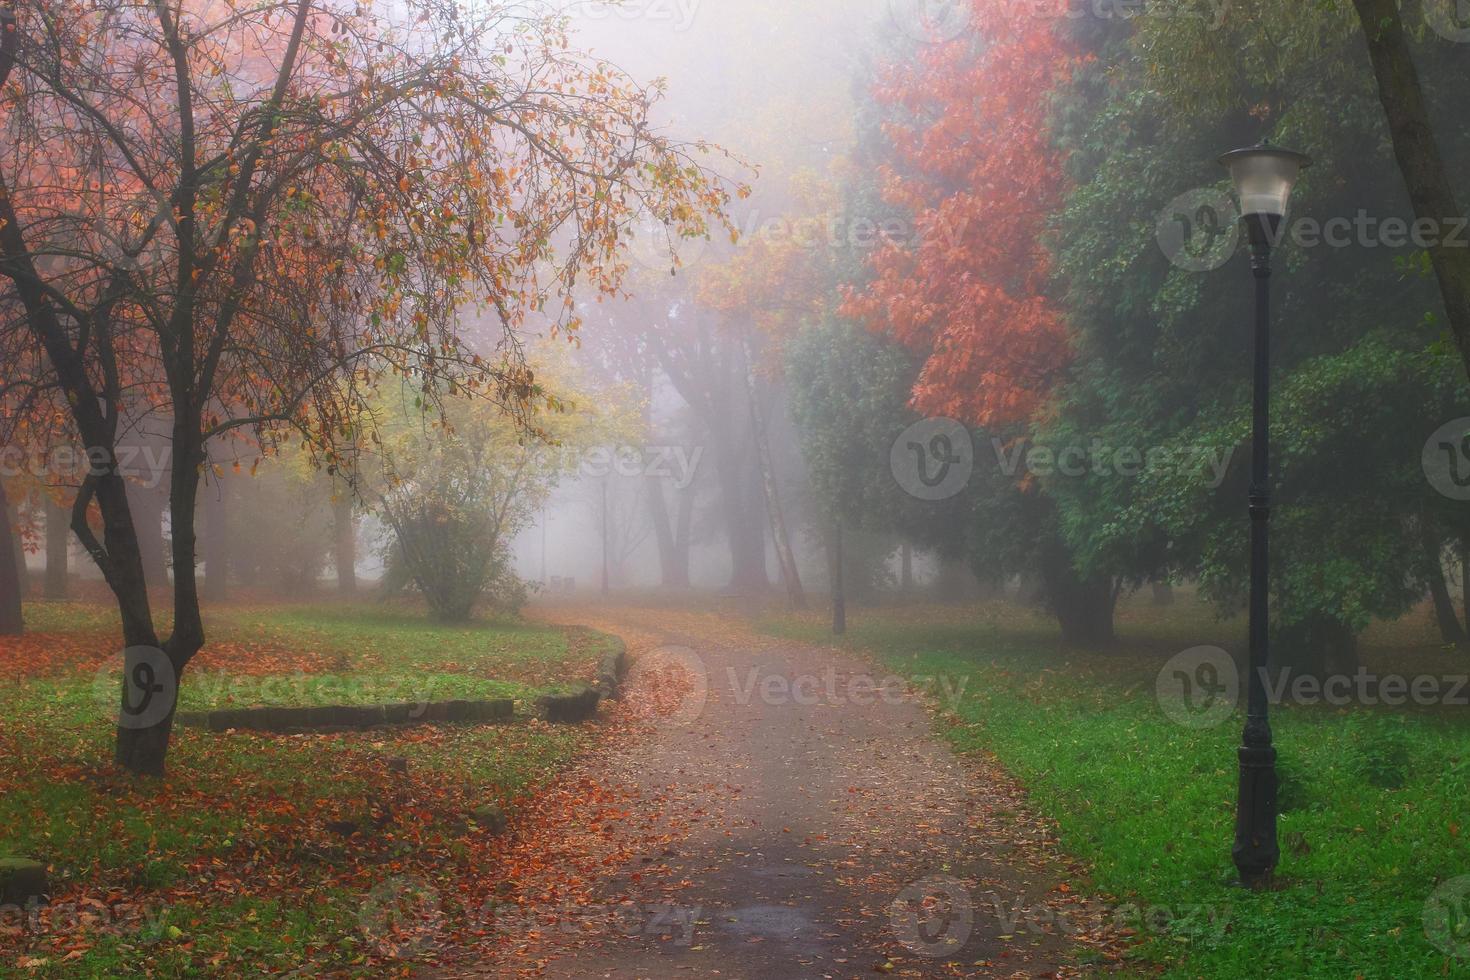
[446,603,1119,979]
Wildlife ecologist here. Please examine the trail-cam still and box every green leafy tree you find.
[1048,4,1470,667]
[786,317,916,630]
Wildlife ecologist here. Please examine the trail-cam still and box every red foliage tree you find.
[843,9,1122,646]
[842,2,1077,430]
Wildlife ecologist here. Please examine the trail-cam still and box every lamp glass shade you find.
[1218,145,1312,217]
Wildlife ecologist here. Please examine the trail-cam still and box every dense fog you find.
[4,0,1470,975]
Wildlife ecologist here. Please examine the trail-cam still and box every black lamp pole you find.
[1219,140,1309,887]
[1232,211,1281,886]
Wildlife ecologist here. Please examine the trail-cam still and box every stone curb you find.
[180,631,628,733]
[0,858,47,906]
[176,698,513,734]
[596,637,630,700]
[539,636,629,724]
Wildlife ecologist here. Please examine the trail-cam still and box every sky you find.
[560,0,891,201]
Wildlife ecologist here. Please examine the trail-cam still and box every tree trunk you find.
[900,541,914,593]
[1428,551,1466,647]
[74,477,158,650]
[1053,581,1117,647]
[115,425,208,778]
[1040,536,1116,648]
[830,519,846,636]
[715,450,767,593]
[0,481,24,635]
[111,645,183,779]
[71,467,169,776]
[648,478,675,585]
[201,479,229,602]
[1424,521,1467,646]
[646,317,765,596]
[1352,0,1470,382]
[333,489,356,595]
[740,334,805,609]
[44,495,69,599]
[673,485,694,587]
[647,480,692,589]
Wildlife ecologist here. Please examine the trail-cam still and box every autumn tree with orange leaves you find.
[0,0,739,775]
[842,4,1119,644]
[841,2,1074,427]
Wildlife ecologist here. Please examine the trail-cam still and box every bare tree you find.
[0,0,739,774]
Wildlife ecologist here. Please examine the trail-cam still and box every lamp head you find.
[1218,142,1312,218]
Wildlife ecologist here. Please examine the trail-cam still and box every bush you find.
[381,499,519,622]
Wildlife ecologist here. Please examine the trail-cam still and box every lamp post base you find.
[1232,720,1280,886]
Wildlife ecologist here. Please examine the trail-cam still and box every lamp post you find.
[1217,141,1311,887]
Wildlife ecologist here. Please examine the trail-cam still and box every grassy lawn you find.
[0,598,614,977]
[760,592,1470,978]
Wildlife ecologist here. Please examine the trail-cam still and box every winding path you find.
[450,603,1111,979]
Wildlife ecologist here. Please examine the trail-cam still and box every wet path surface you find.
[447,604,1111,979]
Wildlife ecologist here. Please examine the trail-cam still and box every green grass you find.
[0,598,610,976]
[759,594,1470,978]
[216,602,617,683]
[14,599,607,712]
